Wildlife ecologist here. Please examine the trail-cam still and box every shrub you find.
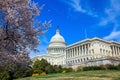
[83,66,102,71]
[53,65,62,73]
[100,65,107,70]
[76,66,83,72]
[83,66,92,71]
[40,72,46,76]
[32,73,39,77]
[117,64,120,70]
[33,69,43,74]
[24,67,33,77]
[107,64,117,70]
[0,70,12,80]
[45,65,54,74]
[62,70,66,73]
[61,68,73,73]
[13,66,33,79]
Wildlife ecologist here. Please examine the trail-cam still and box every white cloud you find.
[104,30,120,41]
[60,0,97,17]
[60,0,120,41]
[99,1,120,27]
[69,0,86,13]
[102,0,120,41]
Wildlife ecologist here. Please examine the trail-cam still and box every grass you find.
[16,70,120,80]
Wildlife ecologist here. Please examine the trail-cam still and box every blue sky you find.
[30,0,120,58]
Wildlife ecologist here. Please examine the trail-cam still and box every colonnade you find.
[111,45,120,57]
[66,43,91,59]
[48,48,66,54]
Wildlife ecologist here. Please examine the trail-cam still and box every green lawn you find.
[16,70,120,80]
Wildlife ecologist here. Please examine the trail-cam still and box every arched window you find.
[87,57,89,60]
[100,48,102,53]
[78,59,80,62]
[92,49,94,54]
[84,58,85,61]
[75,60,77,63]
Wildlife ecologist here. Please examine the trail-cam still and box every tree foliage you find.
[0,0,50,67]
[32,59,72,74]
[33,59,50,74]
[0,0,50,79]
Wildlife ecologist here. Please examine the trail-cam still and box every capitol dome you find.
[48,29,66,48]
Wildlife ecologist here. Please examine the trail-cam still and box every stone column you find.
[118,47,119,56]
[118,47,120,56]
[74,48,75,57]
[66,50,67,58]
[112,46,114,57]
[73,48,75,57]
[79,46,81,56]
[76,47,78,56]
[66,50,68,59]
[74,47,76,57]
[75,47,76,57]
[111,46,114,56]
[61,48,62,53]
[88,44,90,55]
[68,50,70,58]
[77,46,79,56]
[69,49,71,58]
[76,47,77,56]
[86,44,88,55]
[81,46,83,56]
[72,48,74,58]
[115,46,117,56]
[84,44,86,55]
[82,45,83,56]
[71,49,72,58]
[116,46,118,56]
[70,49,71,58]
[114,46,116,57]
[115,46,117,57]
[117,47,119,56]
[78,46,79,56]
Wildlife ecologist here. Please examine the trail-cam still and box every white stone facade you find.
[32,29,66,65]
[66,37,120,68]
[32,29,120,68]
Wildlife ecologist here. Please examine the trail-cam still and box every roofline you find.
[67,37,120,47]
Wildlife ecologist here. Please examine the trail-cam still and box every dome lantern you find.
[56,28,60,34]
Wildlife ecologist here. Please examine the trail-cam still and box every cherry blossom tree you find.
[0,0,50,68]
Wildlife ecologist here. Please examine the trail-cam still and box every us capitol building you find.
[32,29,120,68]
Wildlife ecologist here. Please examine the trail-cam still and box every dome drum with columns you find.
[47,29,66,54]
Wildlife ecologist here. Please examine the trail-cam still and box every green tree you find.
[33,59,50,74]
[33,59,43,74]
[40,59,50,71]
[53,65,62,73]
[45,65,54,74]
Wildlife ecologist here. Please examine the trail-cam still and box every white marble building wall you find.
[66,39,120,67]
[110,45,120,57]
[66,42,92,66]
